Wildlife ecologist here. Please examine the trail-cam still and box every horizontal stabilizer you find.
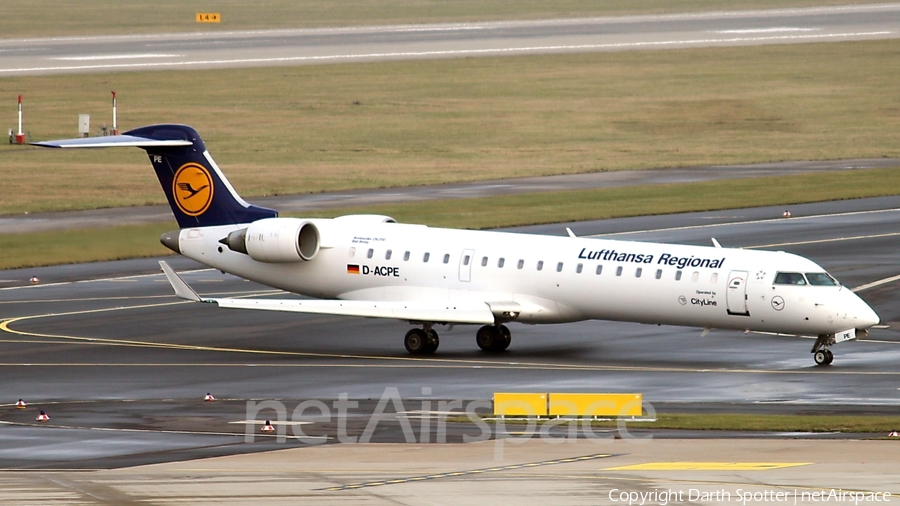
[32,135,193,149]
[159,261,203,302]
[158,262,495,325]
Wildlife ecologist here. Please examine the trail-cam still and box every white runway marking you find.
[714,27,818,33]
[852,273,900,293]
[1,31,891,74]
[53,53,181,61]
[589,207,900,238]
[749,231,900,249]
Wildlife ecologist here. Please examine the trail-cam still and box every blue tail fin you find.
[34,124,277,228]
[125,125,277,228]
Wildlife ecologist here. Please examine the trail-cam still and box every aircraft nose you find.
[850,292,880,329]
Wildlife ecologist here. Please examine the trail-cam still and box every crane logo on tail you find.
[173,162,214,216]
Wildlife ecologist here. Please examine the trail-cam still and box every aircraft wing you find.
[159,261,496,325]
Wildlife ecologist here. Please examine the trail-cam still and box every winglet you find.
[159,261,203,302]
[566,227,577,238]
[711,238,722,248]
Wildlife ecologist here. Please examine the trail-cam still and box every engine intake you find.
[223,218,320,262]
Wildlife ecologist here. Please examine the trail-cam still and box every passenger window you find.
[710,273,718,284]
[691,272,699,282]
[635,267,642,278]
[556,262,563,272]
[774,272,807,285]
[675,270,682,281]
[655,269,662,279]
[498,258,505,268]
[805,273,837,286]
[367,248,374,259]
[423,252,430,263]
[349,247,356,258]
[576,263,583,274]
[596,265,603,275]
[517,259,524,269]
[481,256,488,267]
[616,266,623,276]
[403,251,410,261]
[537,261,544,271]
[385,250,392,260]
[443,254,450,264]
[463,255,470,266]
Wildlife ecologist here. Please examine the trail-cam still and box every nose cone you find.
[850,291,880,329]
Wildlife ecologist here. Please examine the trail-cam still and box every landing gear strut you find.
[476,324,511,352]
[811,334,835,366]
[405,327,439,355]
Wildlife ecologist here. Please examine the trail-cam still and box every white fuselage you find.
[176,218,879,336]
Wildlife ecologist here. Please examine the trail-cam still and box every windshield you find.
[806,272,839,286]
[774,272,806,285]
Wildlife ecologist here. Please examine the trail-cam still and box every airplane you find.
[34,124,880,366]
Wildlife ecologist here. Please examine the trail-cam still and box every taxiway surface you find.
[1,197,898,469]
[2,4,899,75]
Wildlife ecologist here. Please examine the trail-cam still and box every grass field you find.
[2,39,900,216]
[1,0,891,38]
[4,168,899,270]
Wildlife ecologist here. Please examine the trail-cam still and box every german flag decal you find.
[347,264,360,274]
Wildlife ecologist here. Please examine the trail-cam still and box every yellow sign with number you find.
[196,13,221,23]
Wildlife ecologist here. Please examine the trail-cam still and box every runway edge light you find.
[889,430,899,437]
[14,95,25,145]
[111,91,118,135]
[204,393,215,402]
[36,410,49,422]
[261,420,275,433]
[15,399,26,409]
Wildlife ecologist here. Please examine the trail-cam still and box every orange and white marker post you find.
[15,95,24,144]
[111,91,118,135]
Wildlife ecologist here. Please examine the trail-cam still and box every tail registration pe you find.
[347,265,400,277]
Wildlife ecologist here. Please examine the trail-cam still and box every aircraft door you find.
[726,270,750,316]
[459,249,474,282]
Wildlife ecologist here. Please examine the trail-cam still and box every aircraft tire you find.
[814,349,829,366]
[824,348,834,365]
[476,325,496,351]
[405,328,430,355]
[494,325,512,351]
[425,329,440,354]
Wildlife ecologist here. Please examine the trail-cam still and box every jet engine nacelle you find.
[224,218,320,262]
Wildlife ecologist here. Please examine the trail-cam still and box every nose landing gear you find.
[811,333,836,366]
[813,348,834,366]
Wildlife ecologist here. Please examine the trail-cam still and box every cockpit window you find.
[806,272,838,286]
[774,272,807,285]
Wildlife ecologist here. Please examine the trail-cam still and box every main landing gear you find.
[403,324,513,355]
[404,327,439,355]
[476,324,511,352]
